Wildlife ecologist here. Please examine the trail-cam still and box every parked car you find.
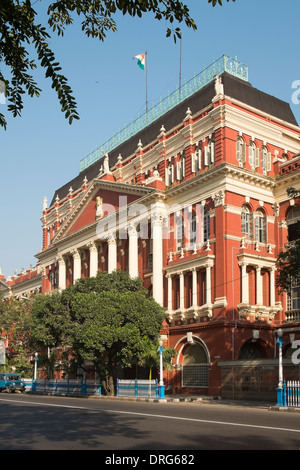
[0,373,26,393]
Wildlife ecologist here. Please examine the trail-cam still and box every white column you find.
[179,271,185,310]
[152,212,163,306]
[270,266,276,306]
[88,242,98,277]
[128,224,138,278]
[205,263,212,305]
[107,235,117,274]
[255,265,262,305]
[167,274,173,311]
[192,268,198,308]
[240,262,249,304]
[58,255,66,290]
[72,249,81,283]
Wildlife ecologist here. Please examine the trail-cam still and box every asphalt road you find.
[0,394,299,452]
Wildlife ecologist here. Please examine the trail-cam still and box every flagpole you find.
[179,37,182,99]
[145,51,148,120]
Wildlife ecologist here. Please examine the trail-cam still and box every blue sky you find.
[0,0,299,277]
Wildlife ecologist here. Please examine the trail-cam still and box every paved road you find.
[0,394,299,451]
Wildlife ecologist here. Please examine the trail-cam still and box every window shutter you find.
[249,145,254,168]
[204,146,209,166]
[197,148,202,170]
[264,217,268,243]
[191,153,196,173]
[165,167,170,186]
[176,160,181,180]
[182,157,185,178]
[249,213,255,240]
[210,141,215,163]
[255,148,260,168]
[267,152,272,172]
[236,139,241,162]
[242,142,246,163]
[170,164,174,184]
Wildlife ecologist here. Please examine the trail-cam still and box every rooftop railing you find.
[80,54,248,172]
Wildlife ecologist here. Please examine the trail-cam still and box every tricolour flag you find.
[133,53,145,71]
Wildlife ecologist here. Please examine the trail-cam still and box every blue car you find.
[0,373,26,393]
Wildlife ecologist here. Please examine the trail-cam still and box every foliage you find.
[139,343,177,380]
[0,0,199,128]
[277,241,300,293]
[29,290,68,350]
[0,296,35,376]
[62,271,165,395]
[208,0,235,5]
[276,187,300,293]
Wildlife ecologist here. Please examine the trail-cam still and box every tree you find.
[276,187,300,294]
[138,342,177,380]
[0,0,235,129]
[0,295,34,376]
[62,271,165,395]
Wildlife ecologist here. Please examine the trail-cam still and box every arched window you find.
[236,136,245,166]
[255,209,267,243]
[248,141,256,169]
[260,146,271,174]
[175,214,185,251]
[241,205,251,237]
[203,209,210,242]
[286,206,300,242]
[182,342,209,387]
[204,138,215,166]
[238,341,266,359]
[189,211,197,247]
[261,146,267,174]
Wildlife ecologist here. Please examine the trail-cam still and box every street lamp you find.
[158,339,165,399]
[276,329,285,406]
[34,353,38,381]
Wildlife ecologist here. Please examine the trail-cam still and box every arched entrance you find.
[238,340,268,359]
[181,340,209,388]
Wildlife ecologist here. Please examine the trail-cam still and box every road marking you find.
[0,397,299,435]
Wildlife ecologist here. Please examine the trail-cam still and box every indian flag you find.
[133,53,145,70]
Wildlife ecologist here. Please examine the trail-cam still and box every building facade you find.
[2,56,300,398]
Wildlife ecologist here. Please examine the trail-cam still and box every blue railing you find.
[80,54,248,172]
[31,379,101,396]
[117,379,158,398]
[277,380,300,407]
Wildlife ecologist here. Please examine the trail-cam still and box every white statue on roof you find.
[102,151,112,175]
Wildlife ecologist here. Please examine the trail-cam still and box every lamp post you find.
[276,329,285,406]
[34,353,38,381]
[158,339,165,399]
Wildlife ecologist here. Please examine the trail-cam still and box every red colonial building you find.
[2,56,300,399]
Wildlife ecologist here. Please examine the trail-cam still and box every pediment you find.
[52,179,154,243]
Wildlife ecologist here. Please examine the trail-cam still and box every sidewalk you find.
[89,393,300,411]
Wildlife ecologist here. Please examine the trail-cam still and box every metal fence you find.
[117,379,158,398]
[285,380,300,407]
[32,379,101,396]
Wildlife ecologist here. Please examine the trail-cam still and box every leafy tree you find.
[62,271,165,395]
[0,295,34,376]
[139,342,177,380]
[0,0,235,129]
[276,187,300,294]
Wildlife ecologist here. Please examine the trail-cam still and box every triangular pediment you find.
[52,179,154,243]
